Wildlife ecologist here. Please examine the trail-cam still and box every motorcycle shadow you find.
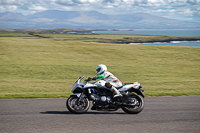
[40,111,71,114]
[40,110,126,115]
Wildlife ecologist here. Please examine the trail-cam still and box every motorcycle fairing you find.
[118,82,140,92]
[83,83,97,89]
[92,80,106,88]
[71,93,87,98]
[71,76,85,93]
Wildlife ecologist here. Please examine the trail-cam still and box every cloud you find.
[0,0,199,21]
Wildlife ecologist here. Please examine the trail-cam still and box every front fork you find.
[70,90,87,106]
[77,90,86,103]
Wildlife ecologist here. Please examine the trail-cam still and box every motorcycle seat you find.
[124,83,134,85]
[116,86,123,90]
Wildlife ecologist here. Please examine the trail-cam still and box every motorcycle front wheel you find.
[121,94,144,114]
[66,96,90,114]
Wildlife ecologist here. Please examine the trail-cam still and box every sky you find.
[0,0,200,22]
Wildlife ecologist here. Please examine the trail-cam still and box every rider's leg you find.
[111,86,122,98]
[105,83,122,98]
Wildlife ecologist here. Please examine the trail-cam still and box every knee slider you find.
[105,83,112,88]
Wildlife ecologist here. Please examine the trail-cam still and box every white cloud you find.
[29,5,47,11]
[187,0,200,4]
[0,0,199,21]
[0,5,18,12]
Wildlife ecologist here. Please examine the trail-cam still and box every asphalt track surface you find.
[0,96,200,133]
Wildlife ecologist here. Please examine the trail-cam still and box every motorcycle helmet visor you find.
[96,68,101,73]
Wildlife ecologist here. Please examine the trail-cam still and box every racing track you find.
[0,96,200,133]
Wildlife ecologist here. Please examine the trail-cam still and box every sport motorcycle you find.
[66,75,144,114]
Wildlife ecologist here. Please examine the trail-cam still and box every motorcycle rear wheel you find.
[66,96,90,114]
[121,94,144,114]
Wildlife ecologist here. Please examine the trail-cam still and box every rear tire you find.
[66,96,90,114]
[121,94,144,114]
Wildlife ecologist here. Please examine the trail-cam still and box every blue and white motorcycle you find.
[66,76,144,114]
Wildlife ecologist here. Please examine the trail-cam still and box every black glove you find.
[85,77,92,82]
[85,77,96,82]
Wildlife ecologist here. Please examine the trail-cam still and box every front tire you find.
[66,96,90,114]
[121,94,144,114]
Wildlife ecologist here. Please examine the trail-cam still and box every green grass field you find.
[0,33,200,98]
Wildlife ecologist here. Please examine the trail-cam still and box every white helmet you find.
[96,64,107,76]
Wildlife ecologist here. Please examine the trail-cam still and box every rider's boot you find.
[111,86,122,98]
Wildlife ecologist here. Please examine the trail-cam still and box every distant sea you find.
[93,29,200,47]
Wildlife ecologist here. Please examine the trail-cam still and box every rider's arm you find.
[86,74,104,82]
[92,74,104,80]
[96,74,105,79]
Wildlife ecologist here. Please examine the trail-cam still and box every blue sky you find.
[0,0,200,22]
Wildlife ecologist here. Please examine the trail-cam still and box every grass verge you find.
[0,33,200,98]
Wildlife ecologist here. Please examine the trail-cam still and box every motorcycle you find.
[66,75,144,114]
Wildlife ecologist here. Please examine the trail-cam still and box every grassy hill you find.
[0,28,92,33]
[0,33,200,98]
[0,31,199,43]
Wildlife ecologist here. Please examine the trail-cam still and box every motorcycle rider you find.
[86,64,122,98]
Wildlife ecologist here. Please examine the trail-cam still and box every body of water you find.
[93,29,200,47]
